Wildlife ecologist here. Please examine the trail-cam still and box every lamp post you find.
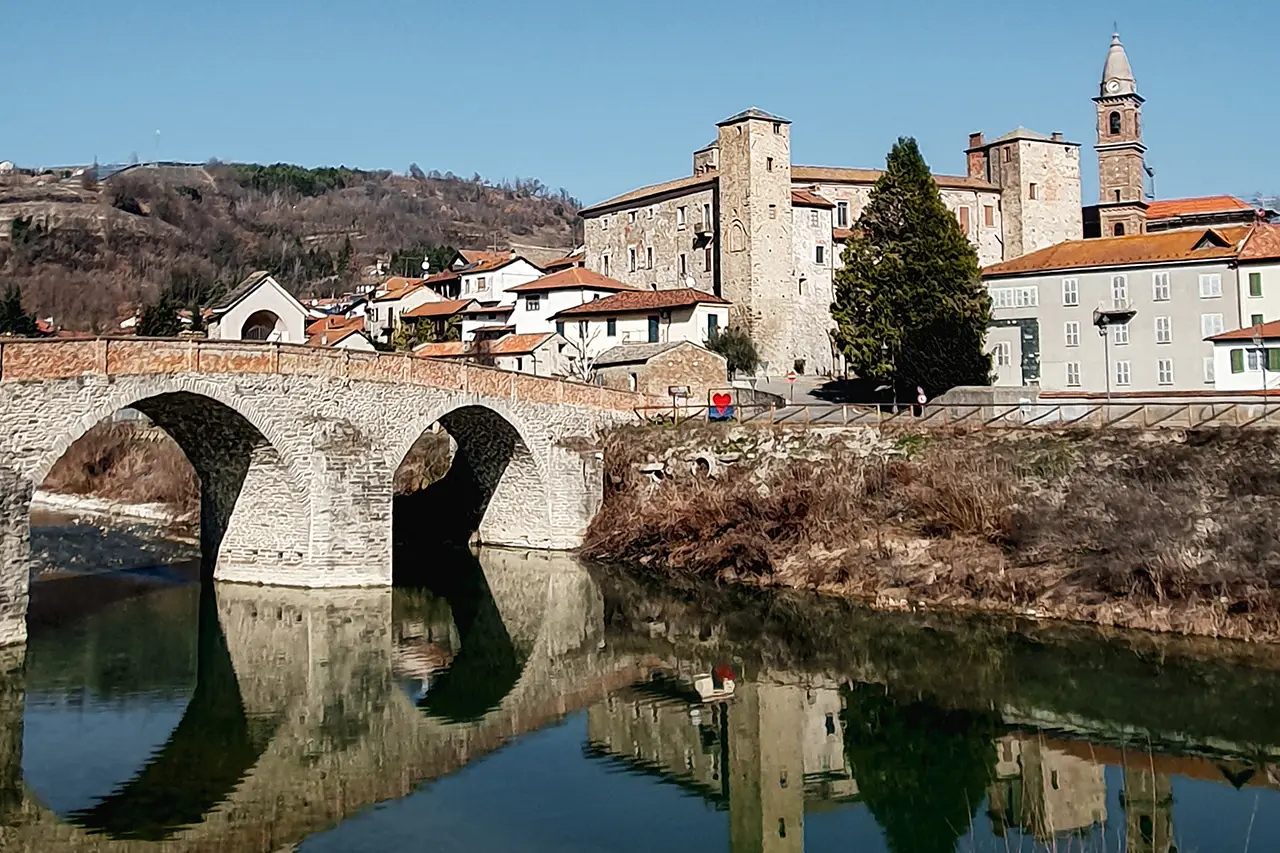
[1254,324,1267,421]
[1093,307,1136,415]
[881,341,897,412]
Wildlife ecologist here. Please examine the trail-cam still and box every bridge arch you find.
[391,400,552,550]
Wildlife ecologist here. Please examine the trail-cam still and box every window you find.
[1202,313,1224,337]
[555,320,565,336]
[1028,183,1038,200]
[1114,223,1125,237]
[1199,273,1222,298]
[1115,189,1122,202]
[627,211,636,224]
[1109,111,1121,135]
[766,156,774,172]
[606,317,617,337]
[628,372,637,392]
[836,202,850,228]
[602,254,610,276]
[957,206,971,235]
[1152,272,1170,301]
[990,286,1039,309]
[1248,349,1265,372]
[1111,275,1128,307]
[628,247,637,272]
[1205,356,1216,383]
[578,320,588,339]
[645,246,653,269]
[704,245,713,272]
[1113,323,1129,345]
[647,315,660,343]
[1002,147,1011,163]
[982,205,994,227]
[1065,321,1080,347]
[768,205,777,219]
[1250,271,1264,297]
[526,295,541,312]
[677,206,687,228]
[1066,362,1081,387]
[809,209,819,227]
[1115,360,1131,386]
[1157,358,1174,386]
[992,342,1011,366]
[707,313,719,339]
[1062,278,1079,306]
[1253,313,1265,327]
[701,202,712,229]
[815,245,825,265]
[1155,315,1172,344]
[679,253,687,276]
[772,122,781,134]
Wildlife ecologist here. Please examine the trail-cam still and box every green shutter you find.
[1268,349,1280,372]
[1231,349,1245,373]
[1250,272,1264,298]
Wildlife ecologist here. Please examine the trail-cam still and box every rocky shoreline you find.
[583,423,1280,645]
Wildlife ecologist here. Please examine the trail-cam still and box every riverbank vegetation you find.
[584,424,1280,643]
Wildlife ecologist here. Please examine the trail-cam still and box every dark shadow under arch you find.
[66,581,275,840]
[393,545,526,724]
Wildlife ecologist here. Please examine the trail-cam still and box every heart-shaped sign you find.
[711,393,732,417]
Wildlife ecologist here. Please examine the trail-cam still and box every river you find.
[4,518,1280,852]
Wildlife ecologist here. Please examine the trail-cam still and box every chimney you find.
[1051,131,1064,142]
[967,132,987,181]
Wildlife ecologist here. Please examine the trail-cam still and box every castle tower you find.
[1094,32,1149,237]
[728,682,806,853]
[716,108,795,374]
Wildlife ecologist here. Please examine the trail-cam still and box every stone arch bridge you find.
[0,338,641,647]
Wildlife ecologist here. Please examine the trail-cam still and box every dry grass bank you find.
[584,425,1280,643]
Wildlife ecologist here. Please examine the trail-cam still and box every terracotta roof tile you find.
[372,277,426,301]
[543,250,586,271]
[551,288,729,319]
[1147,196,1253,220]
[305,314,368,347]
[415,341,467,358]
[1239,223,1280,262]
[580,175,717,216]
[458,250,510,266]
[508,267,642,294]
[832,227,856,242]
[983,227,1253,277]
[1209,319,1280,342]
[791,189,834,209]
[401,298,476,319]
[461,302,514,314]
[416,333,557,359]
[793,165,998,192]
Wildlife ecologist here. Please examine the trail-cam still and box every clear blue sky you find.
[3,0,1275,206]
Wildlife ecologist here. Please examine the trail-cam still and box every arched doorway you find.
[240,310,283,341]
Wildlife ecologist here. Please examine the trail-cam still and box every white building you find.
[507,267,641,336]
[1208,321,1280,392]
[207,271,310,344]
[415,332,569,377]
[365,277,437,344]
[548,288,730,366]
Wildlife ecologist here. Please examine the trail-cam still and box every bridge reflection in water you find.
[5,551,1280,851]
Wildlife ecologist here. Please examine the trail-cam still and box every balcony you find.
[694,220,713,238]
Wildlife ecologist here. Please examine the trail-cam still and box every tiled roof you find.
[306,315,367,347]
[791,189,834,209]
[983,226,1253,277]
[508,267,641,294]
[579,174,717,216]
[717,107,790,126]
[551,288,729,319]
[372,277,426,301]
[1147,196,1254,220]
[416,332,557,359]
[401,298,476,319]
[793,165,999,192]
[1209,319,1280,342]
[424,269,461,284]
[458,250,510,266]
[543,249,586,271]
[461,302,514,314]
[1240,223,1280,262]
[471,324,516,334]
[462,255,530,275]
[832,227,856,242]
[595,341,683,367]
[210,271,272,313]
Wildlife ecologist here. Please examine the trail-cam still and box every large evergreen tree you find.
[0,283,39,336]
[136,291,183,337]
[831,137,992,399]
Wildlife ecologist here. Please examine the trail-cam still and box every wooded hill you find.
[0,162,581,331]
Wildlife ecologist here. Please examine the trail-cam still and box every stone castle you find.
[578,33,1244,376]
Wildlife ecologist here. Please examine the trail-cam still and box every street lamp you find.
[1093,307,1136,410]
[1253,323,1268,421]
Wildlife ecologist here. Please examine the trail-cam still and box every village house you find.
[415,332,569,377]
[594,340,728,399]
[206,271,310,344]
[399,298,476,343]
[305,315,375,351]
[1207,321,1280,393]
[364,277,437,344]
[548,288,730,370]
[507,267,640,336]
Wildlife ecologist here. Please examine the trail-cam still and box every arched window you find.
[728,220,746,253]
[1114,223,1126,237]
[241,310,282,341]
[1109,111,1122,136]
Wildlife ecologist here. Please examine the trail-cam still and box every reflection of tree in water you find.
[67,583,275,841]
[394,545,526,724]
[841,683,999,853]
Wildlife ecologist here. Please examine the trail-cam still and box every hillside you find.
[0,163,581,331]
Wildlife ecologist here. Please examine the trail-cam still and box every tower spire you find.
[1101,31,1137,97]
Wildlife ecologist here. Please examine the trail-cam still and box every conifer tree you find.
[831,137,992,399]
[136,291,183,337]
[0,283,39,336]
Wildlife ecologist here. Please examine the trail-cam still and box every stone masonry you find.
[0,338,641,648]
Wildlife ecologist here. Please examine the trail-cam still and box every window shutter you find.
[1268,349,1280,372]
[1231,349,1245,373]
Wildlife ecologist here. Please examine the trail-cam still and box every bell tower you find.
[1094,32,1148,237]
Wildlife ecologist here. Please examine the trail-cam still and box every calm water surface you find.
[4,529,1280,852]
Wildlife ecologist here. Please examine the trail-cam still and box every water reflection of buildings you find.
[585,676,854,852]
[989,735,1108,841]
